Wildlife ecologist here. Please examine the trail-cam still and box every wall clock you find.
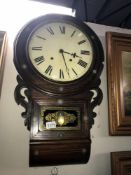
[14,14,104,166]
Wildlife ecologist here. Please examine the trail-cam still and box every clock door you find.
[29,90,91,166]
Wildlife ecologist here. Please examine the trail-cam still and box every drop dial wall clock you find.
[14,14,104,166]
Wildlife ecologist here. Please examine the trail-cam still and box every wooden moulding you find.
[106,32,131,135]
[111,151,131,175]
[0,31,7,97]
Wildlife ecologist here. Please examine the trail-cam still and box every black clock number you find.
[78,59,87,68]
[72,68,78,76]
[81,50,90,55]
[78,40,86,45]
[71,30,76,37]
[59,26,65,34]
[36,35,46,40]
[34,56,44,65]
[45,65,53,75]
[47,27,54,35]
[32,46,42,50]
[59,69,64,79]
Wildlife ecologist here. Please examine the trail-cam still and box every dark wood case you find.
[13,14,104,166]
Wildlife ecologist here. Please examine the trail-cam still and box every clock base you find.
[29,139,91,166]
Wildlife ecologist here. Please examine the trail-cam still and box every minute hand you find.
[60,51,70,77]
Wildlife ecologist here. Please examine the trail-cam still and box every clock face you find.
[28,21,93,82]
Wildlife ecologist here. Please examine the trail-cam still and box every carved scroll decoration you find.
[14,75,32,130]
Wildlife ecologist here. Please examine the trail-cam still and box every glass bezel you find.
[26,17,94,83]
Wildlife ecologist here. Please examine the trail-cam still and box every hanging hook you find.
[51,167,58,175]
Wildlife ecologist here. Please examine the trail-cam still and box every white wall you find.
[0,1,131,175]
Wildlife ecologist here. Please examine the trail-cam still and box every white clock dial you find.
[28,22,93,82]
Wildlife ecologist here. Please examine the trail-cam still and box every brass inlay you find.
[45,111,76,126]
[39,106,81,131]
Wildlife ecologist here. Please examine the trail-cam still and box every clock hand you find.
[60,49,82,58]
[72,53,82,59]
[59,49,70,77]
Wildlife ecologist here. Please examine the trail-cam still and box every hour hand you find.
[59,49,82,58]
[59,49,71,55]
[72,53,82,58]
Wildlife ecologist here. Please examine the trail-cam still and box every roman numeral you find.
[78,40,86,45]
[47,27,54,35]
[77,59,87,68]
[71,30,76,37]
[36,35,46,40]
[81,50,90,55]
[59,26,65,34]
[45,65,53,75]
[34,56,44,65]
[59,69,64,79]
[32,47,42,50]
[72,68,77,76]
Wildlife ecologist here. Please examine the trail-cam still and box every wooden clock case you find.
[13,14,104,166]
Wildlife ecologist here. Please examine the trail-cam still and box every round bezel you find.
[14,14,104,95]
[26,19,94,83]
